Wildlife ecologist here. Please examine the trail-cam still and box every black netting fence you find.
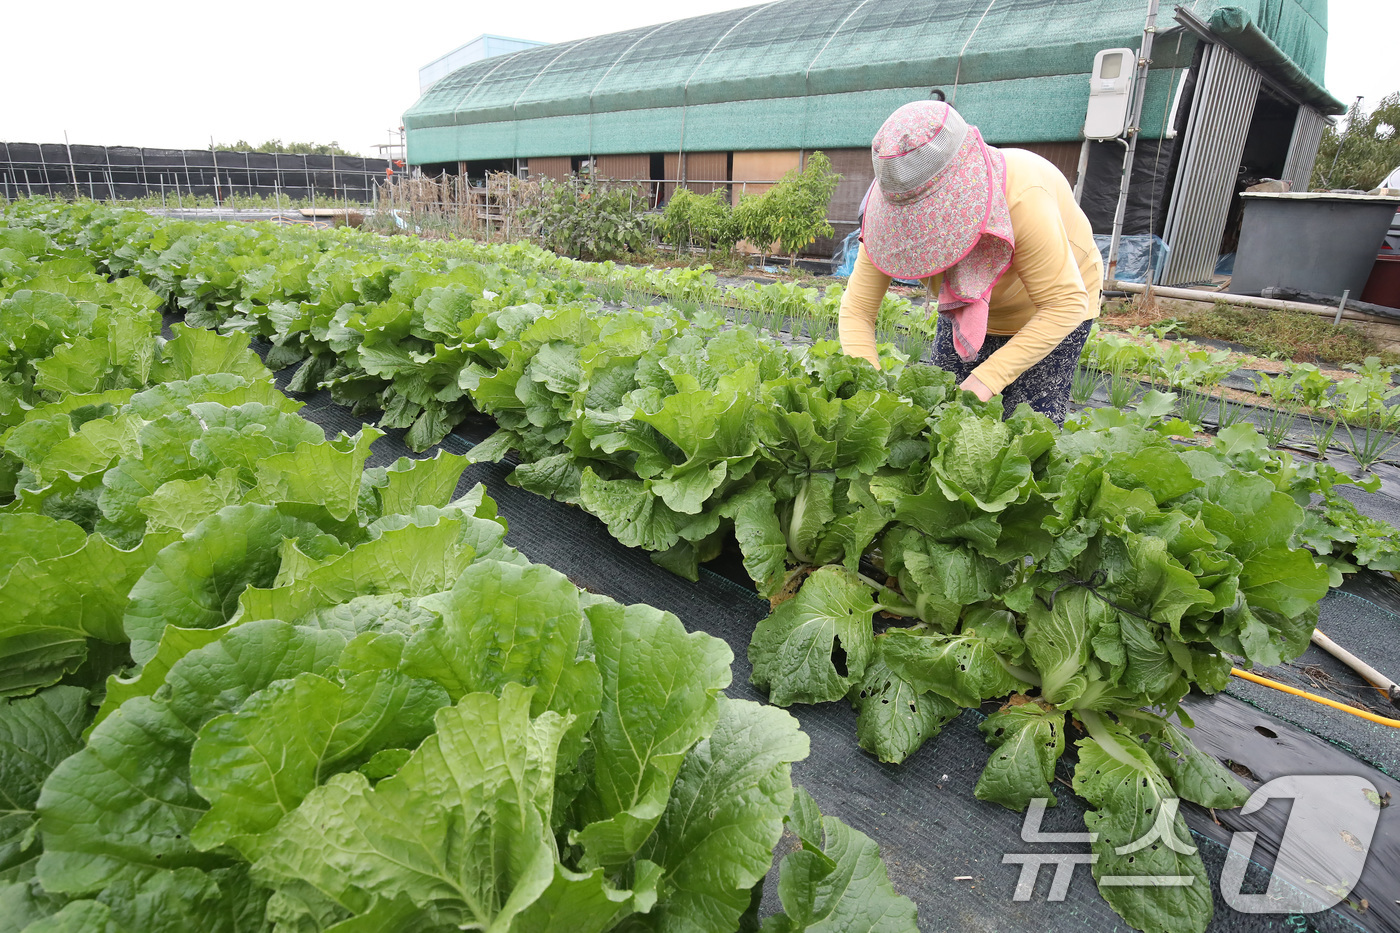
[0,142,390,202]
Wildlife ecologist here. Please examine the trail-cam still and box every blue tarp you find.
[1095,234,1170,284]
[832,229,921,285]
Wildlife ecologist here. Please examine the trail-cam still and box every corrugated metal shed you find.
[403,0,1338,165]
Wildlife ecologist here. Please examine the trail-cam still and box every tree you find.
[767,151,842,261]
[1311,93,1400,191]
[733,152,843,265]
[214,139,361,156]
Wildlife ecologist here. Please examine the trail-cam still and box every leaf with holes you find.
[749,566,874,707]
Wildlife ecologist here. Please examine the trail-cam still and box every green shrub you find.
[658,187,738,254]
[733,190,778,260]
[527,176,650,261]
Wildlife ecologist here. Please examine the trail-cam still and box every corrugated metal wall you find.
[822,148,873,226]
[595,154,650,181]
[811,148,872,257]
[730,150,799,201]
[1161,44,1262,285]
[1280,106,1327,192]
[664,152,729,198]
[527,156,572,180]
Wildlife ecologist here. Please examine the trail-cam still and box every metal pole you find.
[103,146,117,202]
[180,149,193,205]
[64,131,81,200]
[1324,96,1364,189]
[1073,138,1091,203]
[1105,0,1159,285]
[1332,289,1350,325]
[210,137,222,207]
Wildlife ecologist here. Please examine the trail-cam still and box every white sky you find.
[2,0,1392,156]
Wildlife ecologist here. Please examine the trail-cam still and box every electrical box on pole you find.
[1083,48,1137,140]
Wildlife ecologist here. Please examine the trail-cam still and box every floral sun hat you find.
[861,101,1014,361]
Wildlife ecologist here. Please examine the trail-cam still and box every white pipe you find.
[1073,138,1091,204]
[1109,280,1399,325]
[1311,629,1400,706]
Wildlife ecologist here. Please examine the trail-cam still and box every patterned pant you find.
[931,318,1093,426]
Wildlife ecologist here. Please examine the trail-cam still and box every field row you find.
[4,200,1397,932]
[0,207,916,932]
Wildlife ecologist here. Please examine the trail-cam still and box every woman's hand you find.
[959,373,995,402]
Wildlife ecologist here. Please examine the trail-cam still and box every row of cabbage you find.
[398,219,1400,451]
[434,231,1400,465]
[6,200,1396,933]
[1087,330,1400,471]
[0,214,918,932]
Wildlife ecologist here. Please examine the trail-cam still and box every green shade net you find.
[1208,5,1343,114]
[404,0,1334,163]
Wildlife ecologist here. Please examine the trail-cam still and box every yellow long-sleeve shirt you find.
[839,148,1102,394]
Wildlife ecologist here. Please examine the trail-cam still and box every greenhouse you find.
[405,0,1343,283]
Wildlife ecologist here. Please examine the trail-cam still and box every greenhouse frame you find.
[403,0,1342,285]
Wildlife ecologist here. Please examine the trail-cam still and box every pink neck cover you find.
[937,141,1013,362]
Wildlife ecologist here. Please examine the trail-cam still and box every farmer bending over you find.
[840,101,1101,425]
